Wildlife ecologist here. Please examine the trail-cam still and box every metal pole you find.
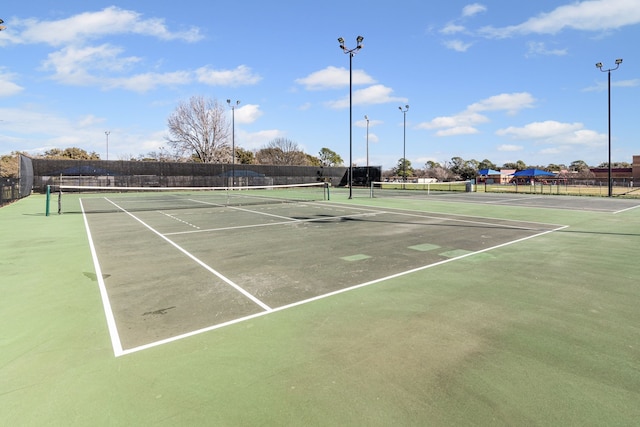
[232,107,235,187]
[403,110,406,183]
[596,59,622,197]
[227,100,240,187]
[399,105,409,185]
[365,115,369,186]
[607,69,612,197]
[349,52,353,199]
[338,36,363,199]
[105,131,110,161]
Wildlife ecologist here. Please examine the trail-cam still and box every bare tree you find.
[255,138,309,165]
[166,96,230,163]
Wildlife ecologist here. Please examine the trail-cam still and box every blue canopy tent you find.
[511,168,555,177]
[477,168,501,175]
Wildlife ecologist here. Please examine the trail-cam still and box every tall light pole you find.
[338,35,364,199]
[104,131,110,161]
[596,59,623,197]
[399,105,409,183]
[364,115,370,186]
[227,99,240,187]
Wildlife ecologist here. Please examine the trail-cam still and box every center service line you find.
[104,198,272,312]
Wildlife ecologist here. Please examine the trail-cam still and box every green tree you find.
[305,154,322,167]
[318,147,343,166]
[235,147,255,164]
[0,153,21,178]
[393,158,414,179]
[44,147,100,160]
[569,160,590,172]
[503,160,527,170]
[477,159,498,171]
[450,156,478,180]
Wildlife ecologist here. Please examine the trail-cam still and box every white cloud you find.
[233,104,263,125]
[443,40,473,52]
[462,3,487,18]
[326,84,407,109]
[0,71,24,97]
[238,129,285,151]
[418,112,488,130]
[419,92,535,136]
[441,24,466,35]
[196,65,262,86]
[295,66,376,90]
[526,41,567,57]
[435,126,480,137]
[496,121,583,139]
[467,92,536,114]
[12,6,202,47]
[496,120,606,148]
[480,0,640,38]
[498,144,523,152]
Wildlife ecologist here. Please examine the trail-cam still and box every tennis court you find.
[3,188,640,425]
[70,185,564,355]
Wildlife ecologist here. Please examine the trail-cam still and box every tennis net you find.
[369,181,472,198]
[51,182,329,214]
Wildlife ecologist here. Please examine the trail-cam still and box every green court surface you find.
[1,190,639,425]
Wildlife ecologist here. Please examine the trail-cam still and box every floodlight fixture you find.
[595,58,623,197]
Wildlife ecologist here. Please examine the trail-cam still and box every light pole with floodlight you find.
[227,99,240,187]
[364,115,369,186]
[104,131,110,161]
[338,35,364,199]
[595,59,622,197]
[399,105,409,183]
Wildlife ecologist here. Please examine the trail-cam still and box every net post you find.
[58,187,62,214]
[45,185,50,216]
[325,182,330,201]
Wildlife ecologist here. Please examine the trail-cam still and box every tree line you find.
[386,157,632,182]
[0,95,631,179]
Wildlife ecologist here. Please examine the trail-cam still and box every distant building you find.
[589,154,639,186]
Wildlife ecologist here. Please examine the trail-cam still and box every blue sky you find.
[1,0,638,170]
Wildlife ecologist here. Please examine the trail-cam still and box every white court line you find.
[313,200,566,229]
[82,197,273,357]
[189,198,298,221]
[103,197,272,312]
[164,211,382,236]
[80,199,124,357]
[613,204,640,215]
[118,223,568,356]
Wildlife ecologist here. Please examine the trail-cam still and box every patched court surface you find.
[78,194,566,355]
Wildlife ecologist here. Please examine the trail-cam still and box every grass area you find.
[481,183,640,197]
[1,193,639,426]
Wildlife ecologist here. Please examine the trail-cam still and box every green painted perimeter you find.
[1,192,639,426]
